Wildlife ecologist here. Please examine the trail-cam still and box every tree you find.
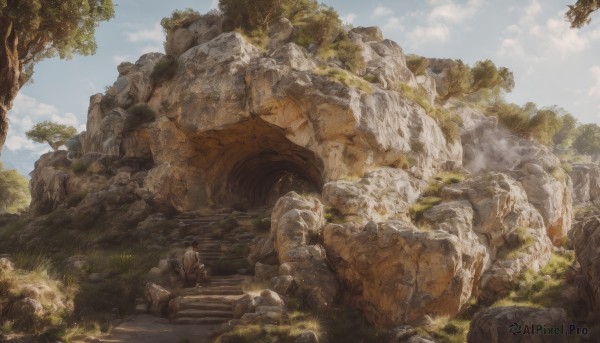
[566,0,599,28]
[25,121,77,151]
[0,162,30,214]
[527,109,562,146]
[0,0,114,152]
[219,0,285,30]
[438,60,472,102]
[553,113,578,148]
[573,123,600,155]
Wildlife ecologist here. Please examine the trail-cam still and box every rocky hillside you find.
[2,8,600,343]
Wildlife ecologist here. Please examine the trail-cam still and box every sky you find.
[2,0,600,176]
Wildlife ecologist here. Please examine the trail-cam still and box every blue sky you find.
[2,0,600,175]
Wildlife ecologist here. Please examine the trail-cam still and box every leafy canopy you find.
[573,123,600,155]
[566,0,599,28]
[0,162,30,214]
[0,0,114,85]
[25,121,77,151]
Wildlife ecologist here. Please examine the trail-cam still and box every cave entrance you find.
[197,117,324,207]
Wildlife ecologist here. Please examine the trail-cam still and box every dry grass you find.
[317,67,373,94]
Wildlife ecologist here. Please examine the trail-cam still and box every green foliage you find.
[69,159,87,175]
[26,121,77,151]
[1,0,114,86]
[492,252,579,314]
[406,55,430,76]
[335,38,365,74]
[416,317,471,343]
[220,0,286,30]
[124,104,157,131]
[12,251,54,273]
[151,55,178,85]
[553,113,578,147]
[498,226,534,260]
[0,162,30,214]
[527,109,562,145]
[292,5,343,47]
[318,67,373,93]
[573,123,600,155]
[566,0,599,28]
[438,59,514,103]
[410,197,442,220]
[398,83,461,143]
[160,8,201,32]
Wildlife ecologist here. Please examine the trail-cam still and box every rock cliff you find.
[24,11,574,329]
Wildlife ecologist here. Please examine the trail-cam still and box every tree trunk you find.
[0,18,21,152]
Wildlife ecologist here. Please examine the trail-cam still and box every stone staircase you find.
[164,206,271,325]
[170,275,249,325]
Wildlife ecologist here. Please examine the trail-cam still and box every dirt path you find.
[99,315,218,343]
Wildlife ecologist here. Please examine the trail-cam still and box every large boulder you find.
[323,219,485,327]
[442,172,553,301]
[270,192,339,310]
[323,168,421,224]
[570,216,600,319]
[569,163,600,205]
[467,306,568,343]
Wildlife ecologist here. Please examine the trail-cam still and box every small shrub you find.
[409,197,441,220]
[100,93,117,112]
[318,67,372,93]
[406,55,429,76]
[69,159,87,174]
[124,104,156,131]
[336,38,365,74]
[151,55,178,85]
[160,8,201,32]
[12,251,54,273]
[108,254,136,274]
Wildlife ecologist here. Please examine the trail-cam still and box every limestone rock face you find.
[442,172,553,301]
[459,107,572,246]
[322,168,421,224]
[570,216,600,318]
[467,306,568,343]
[323,220,486,327]
[270,192,339,310]
[570,164,600,205]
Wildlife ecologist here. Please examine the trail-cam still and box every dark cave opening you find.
[198,118,324,207]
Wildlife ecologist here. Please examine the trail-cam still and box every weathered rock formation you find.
[570,216,600,320]
[24,11,574,330]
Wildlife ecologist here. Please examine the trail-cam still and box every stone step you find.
[180,302,232,311]
[173,317,231,325]
[175,309,233,319]
[198,286,243,292]
[192,289,244,296]
[177,295,238,304]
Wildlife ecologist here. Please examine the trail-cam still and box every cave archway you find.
[195,117,324,207]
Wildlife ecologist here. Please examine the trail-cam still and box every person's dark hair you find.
[191,240,199,248]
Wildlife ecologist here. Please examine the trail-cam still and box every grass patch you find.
[410,197,442,221]
[324,207,346,224]
[11,251,54,273]
[497,226,534,260]
[491,252,581,314]
[317,67,373,94]
[416,316,470,343]
[69,159,87,175]
[151,55,178,85]
[124,104,156,131]
[235,27,269,50]
[216,310,323,343]
[398,83,462,143]
[550,165,567,182]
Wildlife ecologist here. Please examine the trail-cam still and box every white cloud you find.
[383,17,404,31]
[5,135,37,151]
[343,13,357,25]
[496,2,599,60]
[211,0,219,9]
[409,24,450,44]
[372,5,394,17]
[428,0,483,24]
[589,66,600,98]
[126,23,164,43]
[6,93,82,152]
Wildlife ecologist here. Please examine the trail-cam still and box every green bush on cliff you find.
[0,163,30,214]
[406,55,429,76]
[151,55,178,85]
[124,104,156,131]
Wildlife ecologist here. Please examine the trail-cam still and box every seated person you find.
[181,241,207,287]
